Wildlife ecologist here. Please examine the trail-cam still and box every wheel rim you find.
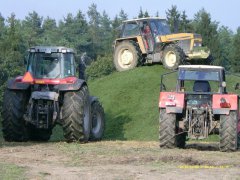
[165,51,177,67]
[92,111,101,134]
[118,49,133,68]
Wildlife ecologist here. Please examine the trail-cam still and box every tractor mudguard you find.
[7,78,30,90]
[159,92,185,113]
[212,94,238,115]
[58,79,87,91]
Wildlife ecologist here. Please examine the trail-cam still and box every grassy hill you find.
[88,65,170,141]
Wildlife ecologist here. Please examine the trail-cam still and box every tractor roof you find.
[28,46,74,53]
[179,65,224,70]
[123,17,165,23]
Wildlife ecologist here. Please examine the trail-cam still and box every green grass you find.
[88,65,170,141]
[0,163,26,180]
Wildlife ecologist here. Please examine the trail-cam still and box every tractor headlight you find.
[194,42,202,47]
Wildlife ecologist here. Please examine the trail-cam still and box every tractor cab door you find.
[141,21,155,53]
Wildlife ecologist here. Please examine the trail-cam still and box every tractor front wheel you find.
[62,85,91,142]
[114,41,141,71]
[219,111,238,152]
[162,44,185,70]
[90,100,105,141]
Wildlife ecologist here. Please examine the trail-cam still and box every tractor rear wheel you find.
[219,111,238,152]
[1,89,29,142]
[62,85,91,142]
[162,44,184,70]
[159,109,176,148]
[90,100,105,141]
[114,41,141,71]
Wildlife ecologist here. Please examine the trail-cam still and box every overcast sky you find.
[0,0,239,32]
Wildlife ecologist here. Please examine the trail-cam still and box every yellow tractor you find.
[113,17,211,71]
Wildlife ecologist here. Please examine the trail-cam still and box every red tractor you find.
[1,46,104,142]
[158,65,240,151]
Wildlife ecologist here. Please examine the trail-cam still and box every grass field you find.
[88,65,169,141]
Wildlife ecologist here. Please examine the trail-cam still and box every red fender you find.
[159,92,185,113]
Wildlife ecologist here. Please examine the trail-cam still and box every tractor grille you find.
[178,39,191,53]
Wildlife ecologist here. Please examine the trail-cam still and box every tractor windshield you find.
[150,19,171,35]
[178,69,221,93]
[27,52,75,79]
[178,70,220,81]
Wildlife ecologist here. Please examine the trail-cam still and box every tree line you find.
[0,4,240,114]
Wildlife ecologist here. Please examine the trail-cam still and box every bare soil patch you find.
[0,141,239,179]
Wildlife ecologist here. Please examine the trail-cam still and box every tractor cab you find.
[26,46,76,79]
[176,65,226,94]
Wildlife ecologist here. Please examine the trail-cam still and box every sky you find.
[0,0,240,32]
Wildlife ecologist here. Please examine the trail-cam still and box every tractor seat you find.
[193,80,211,92]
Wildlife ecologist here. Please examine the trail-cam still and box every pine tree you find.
[179,11,192,32]
[192,9,221,65]
[218,26,233,70]
[138,7,144,18]
[42,16,58,45]
[22,11,43,46]
[87,3,101,58]
[232,27,240,72]
[166,5,181,33]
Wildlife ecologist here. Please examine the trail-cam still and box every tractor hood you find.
[156,33,201,43]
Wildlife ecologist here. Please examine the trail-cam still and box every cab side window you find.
[122,22,139,37]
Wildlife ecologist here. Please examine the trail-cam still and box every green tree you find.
[42,16,59,45]
[232,27,240,72]
[179,10,192,32]
[119,9,128,21]
[99,11,112,54]
[192,9,221,65]
[22,11,43,46]
[144,10,150,17]
[166,5,181,33]
[138,7,144,18]
[0,13,25,117]
[218,26,233,70]
[87,3,101,58]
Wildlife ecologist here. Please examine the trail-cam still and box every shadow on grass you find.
[103,112,131,140]
[186,142,219,151]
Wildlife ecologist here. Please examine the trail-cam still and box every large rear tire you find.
[159,109,176,148]
[162,44,185,70]
[219,111,238,152]
[114,41,141,71]
[1,89,29,142]
[90,100,105,141]
[62,86,91,142]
